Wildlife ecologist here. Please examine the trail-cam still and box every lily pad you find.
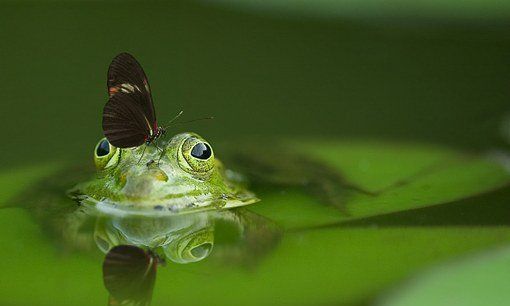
[377,244,510,306]
[250,140,510,229]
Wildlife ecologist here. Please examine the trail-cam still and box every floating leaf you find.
[249,140,510,229]
[378,244,510,306]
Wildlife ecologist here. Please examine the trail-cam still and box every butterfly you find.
[102,53,167,148]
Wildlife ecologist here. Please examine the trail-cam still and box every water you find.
[1,1,510,305]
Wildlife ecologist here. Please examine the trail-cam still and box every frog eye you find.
[94,138,120,170]
[178,135,215,175]
[96,139,110,157]
[191,143,212,160]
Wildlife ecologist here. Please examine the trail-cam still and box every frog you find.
[69,132,260,215]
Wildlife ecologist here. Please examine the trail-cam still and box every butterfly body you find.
[102,53,164,149]
[145,126,166,146]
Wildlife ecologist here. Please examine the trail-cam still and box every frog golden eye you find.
[178,136,215,174]
[94,138,120,170]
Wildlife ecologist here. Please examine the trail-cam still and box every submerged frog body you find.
[70,132,258,214]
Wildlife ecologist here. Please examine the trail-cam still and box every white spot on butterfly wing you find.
[119,83,141,93]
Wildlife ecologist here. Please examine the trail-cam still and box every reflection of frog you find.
[94,208,280,264]
[95,211,216,264]
[69,132,259,214]
[96,209,281,306]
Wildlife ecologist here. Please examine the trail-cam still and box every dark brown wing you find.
[107,52,156,127]
[102,91,153,148]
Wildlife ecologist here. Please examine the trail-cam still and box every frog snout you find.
[121,169,168,198]
[123,168,168,184]
[150,168,168,182]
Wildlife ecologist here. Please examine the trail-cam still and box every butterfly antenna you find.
[172,116,215,125]
[162,110,184,130]
[158,114,214,164]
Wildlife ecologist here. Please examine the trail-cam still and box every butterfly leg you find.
[152,141,166,166]
[137,145,147,164]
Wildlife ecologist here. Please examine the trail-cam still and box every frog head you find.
[71,132,258,214]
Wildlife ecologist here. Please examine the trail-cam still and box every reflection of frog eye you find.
[94,138,120,170]
[179,135,215,175]
[163,228,214,263]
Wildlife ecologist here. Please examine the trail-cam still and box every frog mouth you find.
[78,189,259,217]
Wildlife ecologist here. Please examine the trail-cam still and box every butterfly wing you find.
[102,91,154,148]
[107,53,157,128]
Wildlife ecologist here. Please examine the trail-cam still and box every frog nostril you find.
[152,169,168,182]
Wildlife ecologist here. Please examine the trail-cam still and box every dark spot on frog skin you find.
[154,205,163,210]
[168,205,179,213]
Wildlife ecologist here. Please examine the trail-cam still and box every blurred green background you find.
[1,0,510,168]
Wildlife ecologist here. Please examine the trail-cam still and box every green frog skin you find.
[70,132,258,214]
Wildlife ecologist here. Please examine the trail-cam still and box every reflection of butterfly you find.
[103,245,159,306]
[102,53,166,148]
